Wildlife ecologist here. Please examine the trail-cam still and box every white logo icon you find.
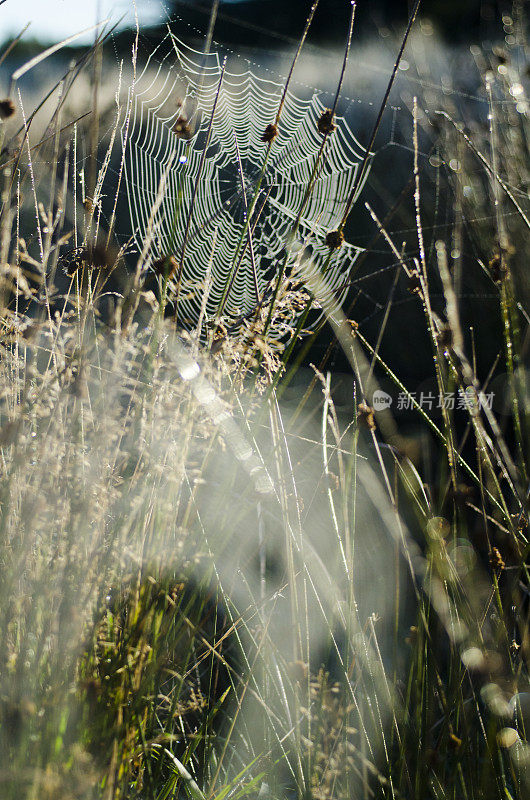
[373,390,393,410]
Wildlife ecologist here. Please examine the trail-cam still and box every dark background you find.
[168,1,509,45]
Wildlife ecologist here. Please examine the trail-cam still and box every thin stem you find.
[340,0,422,228]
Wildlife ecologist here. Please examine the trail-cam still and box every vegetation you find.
[0,2,528,799]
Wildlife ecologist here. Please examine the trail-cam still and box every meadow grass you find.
[0,4,528,799]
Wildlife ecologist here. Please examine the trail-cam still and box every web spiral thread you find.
[124,33,369,332]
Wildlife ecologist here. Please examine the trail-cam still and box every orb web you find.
[124,32,369,332]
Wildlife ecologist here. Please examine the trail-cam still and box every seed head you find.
[152,254,179,279]
[489,546,505,573]
[511,513,528,534]
[59,244,114,276]
[489,252,507,283]
[357,402,376,431]
[172,113,193,140]
[318,108,336,136]
[408,270,422,295]
[437,323,453,349]
[261,123,279,144]
[0,99,16,121]
[510,640,521,656]
[325,229,344,250]
[348,319,359,336]
[59,247,89,277]
[287,660,309,684]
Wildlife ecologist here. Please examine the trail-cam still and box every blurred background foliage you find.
[168,0,510,45]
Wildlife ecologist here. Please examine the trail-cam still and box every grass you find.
[0,3,528,799]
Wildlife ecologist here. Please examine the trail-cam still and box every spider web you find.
[124,31,369,332]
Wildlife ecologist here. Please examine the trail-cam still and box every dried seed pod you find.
[448,733,462,750]
[59,244,115,277]
[510,640,521,657]
[437,323,453,349]
[357,402,376,431]
[408,270,422,295]
[317,108,336,136]
[489,546,505,573]
[59,247,90,277]
[489,252,508,283]
[0,99,16,121]
[287,660,309,684]
[172,113,193,140]
[152,254,179,279]
[210,337,225,355]
[261,123,279,143]
[325,229,344,250]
